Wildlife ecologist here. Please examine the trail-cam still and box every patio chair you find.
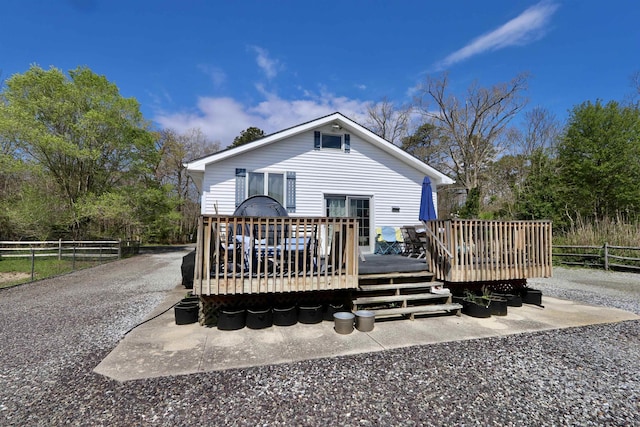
[217,233,257,274]
[375,226,403,255]
[401,225,426,258]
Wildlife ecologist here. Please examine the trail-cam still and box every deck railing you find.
[424,219,553,282]
[193,215,359,296]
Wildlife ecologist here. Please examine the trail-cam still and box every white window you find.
[314,131,350,152]
[248,171,285,205]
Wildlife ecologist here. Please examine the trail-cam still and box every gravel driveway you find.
[1,250,639,426]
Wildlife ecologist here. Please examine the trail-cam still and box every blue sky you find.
[1,0,638,146]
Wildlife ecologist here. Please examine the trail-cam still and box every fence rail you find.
[0,240,140,283]
[553,243,640,271]
[0,239,139,260]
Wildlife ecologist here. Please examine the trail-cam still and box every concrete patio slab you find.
[94,287,639,382]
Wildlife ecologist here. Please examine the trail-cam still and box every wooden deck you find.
[193,215,359,296]
[423,219,553,282]
[192,216,552,316]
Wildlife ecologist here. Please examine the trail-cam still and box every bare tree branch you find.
[417,72,529,192]
[364,97,412,144]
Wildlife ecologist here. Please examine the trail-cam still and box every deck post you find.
[30,248,35,281]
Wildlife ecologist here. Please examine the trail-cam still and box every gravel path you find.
[1,254,639,426]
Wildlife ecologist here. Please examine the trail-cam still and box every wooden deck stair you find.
[354,272,462,319]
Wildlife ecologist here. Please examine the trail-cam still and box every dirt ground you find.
[0,271,31,285]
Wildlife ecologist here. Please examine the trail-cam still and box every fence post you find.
[118,239,122,259]
[72,245,76,270]
[31,248,35,281]
[603,242,609,271]
[58,238,62,261]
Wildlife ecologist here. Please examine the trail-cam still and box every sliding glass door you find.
[325,195,371,250]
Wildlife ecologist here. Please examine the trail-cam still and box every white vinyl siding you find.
[200,126,438,248]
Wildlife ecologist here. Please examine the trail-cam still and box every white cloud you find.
[249,46,281,79]
[436,1,559,69]
[154,97,254,145]
[197,64,226,87]
[154,91,370,147]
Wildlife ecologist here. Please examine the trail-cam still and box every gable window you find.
[314,131,349,151]
[322,133,342,149]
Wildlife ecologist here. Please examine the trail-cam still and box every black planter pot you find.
[298,304,323,324]
[217,308,246,330]
[523,288,543,306]
[181,296,200,305]
[489,297,508,316]
[174,302,199,325]
[246,307,273,329]
[496,293,523,307]
[323,303,345,321]
[273,306,297,326]
[462,300,492,318]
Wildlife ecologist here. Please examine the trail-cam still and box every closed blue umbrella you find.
[419,176,437,221]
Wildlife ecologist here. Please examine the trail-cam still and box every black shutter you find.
[344,133,350,153]
[314,131,321,150]
[235,168,246,207]
[286,172,296,213]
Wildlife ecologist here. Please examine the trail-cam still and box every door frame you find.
[324,193,374,253]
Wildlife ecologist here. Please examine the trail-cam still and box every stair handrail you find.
[422,220,453,259]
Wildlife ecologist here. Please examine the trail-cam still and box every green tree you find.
[0,65,159,239]
[485,107,561,219]
[514,148,563,222]
[401,123,448,167]
[557,100,640,221]
[230,127,265,148]
[155,128,220,242]
[457,187,480,218]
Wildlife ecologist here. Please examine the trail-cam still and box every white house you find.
[185,112,454,253]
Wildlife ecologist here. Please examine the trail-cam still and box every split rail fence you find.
[0,239,140,282]
[553,243,640,271]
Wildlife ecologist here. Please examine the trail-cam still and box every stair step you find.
[358,282,437,292]
[353,292,450,305]
[358,271,434,281]
[372,303,463,317]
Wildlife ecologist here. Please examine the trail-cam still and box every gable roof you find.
[185,112,454,186]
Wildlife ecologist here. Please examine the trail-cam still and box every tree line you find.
[365,71,640,232]
[0,65,219,242]
[1,64,639,242]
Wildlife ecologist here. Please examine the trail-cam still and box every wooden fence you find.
[193,215,359,296]
[424,219,553,282]
[553,243,640,271]
[0,239,140,262]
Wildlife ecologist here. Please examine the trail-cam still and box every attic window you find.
[314,131,350,152]
[321,133,342,149]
